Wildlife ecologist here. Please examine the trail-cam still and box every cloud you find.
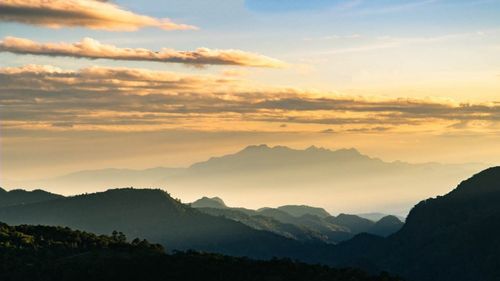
[0,37,286,68]
[1,65,499,132]
[0,64,236,94]
[0,0,196,31]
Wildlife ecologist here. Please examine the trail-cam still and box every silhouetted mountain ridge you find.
[332,166,500,281]
[0,188,332,260]
[328,214,373,232]
[195,207,328,243]
[0,188,63,207]
[356,213,405,222]
[190,197,402,242]
[189,145,371,172]
[369,216,404,237]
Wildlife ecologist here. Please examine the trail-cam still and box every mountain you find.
[325,214,404,238]
[257,207,299,224]
[190,197,401,243]
[0,188,329,260]
[327,214,375,234]
[190,196,227,209]
[0,187,63,207]
[368,216,404,237]
[166,145,485,215]
[277,205,331,218]
[326,214,403,237]
[191,198,352,243]
[357,212,405,222]
[9,145,485,215]
[257,208,349,236]
[0,222,402,281]
[332,166,500,281]
[255,208,353,243]
[195,207,328,243]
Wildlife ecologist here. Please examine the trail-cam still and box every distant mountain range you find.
[4,145,487,215]
[1,167,500,281]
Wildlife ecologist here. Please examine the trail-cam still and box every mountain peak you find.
[375,215,402,225]
[242,144,271,151]
[191,196,228,209]
[449,166,500,197]
[334,147,362,156]
[400,166,500,239]
[239,144,364,157]
[306,145,325,151]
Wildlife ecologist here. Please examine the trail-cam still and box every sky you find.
[1,0,500,183]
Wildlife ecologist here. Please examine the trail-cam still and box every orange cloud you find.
[1,65,498,133]
[0,0,196,31]
[0,37,286,68]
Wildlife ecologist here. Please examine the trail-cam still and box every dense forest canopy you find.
[0,222,402,281]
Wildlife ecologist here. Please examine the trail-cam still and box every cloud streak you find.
[1,65,499,132]
[0,0,196,31]
[0,37,286,68]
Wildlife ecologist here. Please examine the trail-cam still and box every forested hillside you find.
[0,222,402,281]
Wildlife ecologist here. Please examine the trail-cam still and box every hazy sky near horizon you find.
[1,0,500,182]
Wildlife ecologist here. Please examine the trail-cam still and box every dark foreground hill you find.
[0,188,331,261]
[0,222,402,281]
[332,166,500,281]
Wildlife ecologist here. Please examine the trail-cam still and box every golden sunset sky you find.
[1,0,499,182]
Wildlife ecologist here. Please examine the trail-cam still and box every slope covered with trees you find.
[0,222,402,281]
